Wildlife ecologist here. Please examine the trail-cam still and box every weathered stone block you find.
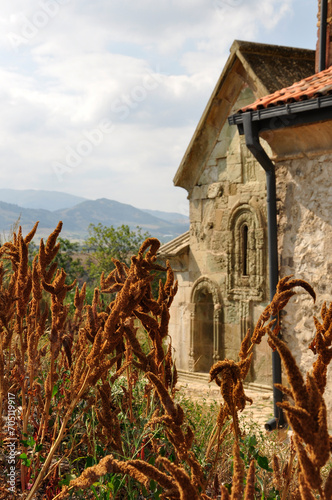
[212,230,230,254]
[206,252,226,273]
[223,323,242,351]
[202,198,216,222]
[239,191,251,204]
[228,194,240,207]
[215,197,228,211]
[174,272,190,285]
[226,303,241,324]
[208,182,223,199]
[215,209,223,231]
[190,199,202,222]
[199,165,219,184]
[253,339,273,386]
[192,186,202,200]
[227,160,242,183]
[217,157,227,180]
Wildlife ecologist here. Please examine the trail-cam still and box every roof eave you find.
[228,94,332,135]
[157,231,190,258]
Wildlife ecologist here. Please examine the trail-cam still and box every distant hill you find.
[0,201,59,239]
[0,189,87,211]
[55,198,188,241]
[0,195,189,243]
[142,209,189,225]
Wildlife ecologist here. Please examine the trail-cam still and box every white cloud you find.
[0,0,317,213]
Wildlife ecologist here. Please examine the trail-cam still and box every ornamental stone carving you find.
[226,202,265,301]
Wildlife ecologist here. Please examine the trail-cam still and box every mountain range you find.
[0,189,189,243]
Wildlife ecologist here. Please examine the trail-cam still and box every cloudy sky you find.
[0,0,317,214]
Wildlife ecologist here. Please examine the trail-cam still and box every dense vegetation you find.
[1,221,332,499]
[28,223,151,299]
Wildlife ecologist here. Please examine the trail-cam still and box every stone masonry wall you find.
[187,124,272,386]
[175,88,273,387]
[168,87,284,388]
[276,153,332,424]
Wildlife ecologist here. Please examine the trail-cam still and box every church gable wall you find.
[179,86,272,387]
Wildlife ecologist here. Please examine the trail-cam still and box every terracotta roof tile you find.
[239,65,332,113]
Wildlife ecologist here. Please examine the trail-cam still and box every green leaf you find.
[86,456,96,468]
[59,474,77,486]
[19,453,31,467]
[256,475,264,490]
[248,435,257,447]
[20,435,35,447]
[142,486,148,497]
[224,483,232,493]
[72,456,88,464]
[256,454,272,471]
[90,485,99,498]
[267,488,281,500]
[111,476,122,493]
[52,384,59,398]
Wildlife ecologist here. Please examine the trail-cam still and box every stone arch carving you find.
[226,202,265,300]
[189,277,223,373]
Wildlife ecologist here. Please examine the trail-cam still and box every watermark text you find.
[6,393,17,494]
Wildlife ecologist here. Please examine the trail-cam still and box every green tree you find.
[84,224,150,284]
[27,238,85,284]
[53,237,86,285]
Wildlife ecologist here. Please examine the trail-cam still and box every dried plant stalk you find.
[2,223,332,500]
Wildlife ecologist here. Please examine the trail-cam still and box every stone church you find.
[160,0,332,426]
[159,39,316,389]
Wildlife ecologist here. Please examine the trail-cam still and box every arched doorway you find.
[193,288,214,372]
[189,277,222,373]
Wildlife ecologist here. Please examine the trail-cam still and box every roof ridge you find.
[232,40,315,58]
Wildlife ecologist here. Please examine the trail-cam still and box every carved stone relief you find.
[226,203,265,301]
[240,135,257,183]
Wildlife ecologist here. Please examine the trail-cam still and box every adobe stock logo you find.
[213,0,243,9]
[110,70,163,120]
[7,0,71,50]
[52,120,114,182]
[52,68,164,183]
